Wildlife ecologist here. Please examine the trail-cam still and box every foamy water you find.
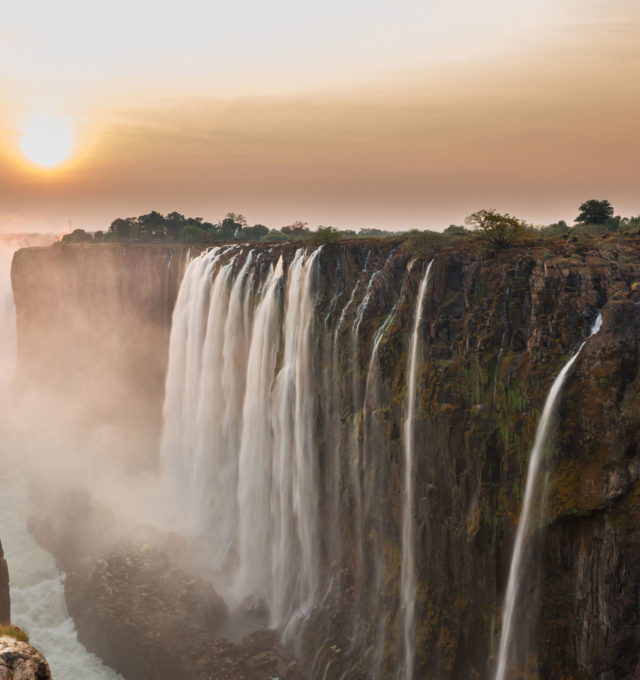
[0,464,123,680]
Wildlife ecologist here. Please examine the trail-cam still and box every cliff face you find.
[298,236,640,679]
[12,235,640,679]
[11,244,188,448]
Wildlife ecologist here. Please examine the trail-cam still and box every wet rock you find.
[65,543,300,680]
[14,235,640,679]
[0,637,51,680]
[0,542,9,624]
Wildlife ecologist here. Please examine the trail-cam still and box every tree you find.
[310,226,342,245]
[240,224,269,241]
[465,209,528,247]
[165,212,186,239]
[61,228,92,244]
[218,218,238,239]
[109,217,134,238]
[575,200,614,225]
[282,221,308,234]
[138,210,166,236]
[179,224,205,243]
[224,213,247,228]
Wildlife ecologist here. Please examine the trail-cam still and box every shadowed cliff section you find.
[10,233,640,679]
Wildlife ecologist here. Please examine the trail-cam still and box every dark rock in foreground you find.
[0,637,51,680]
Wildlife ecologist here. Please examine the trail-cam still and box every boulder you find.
[0,637,50,680]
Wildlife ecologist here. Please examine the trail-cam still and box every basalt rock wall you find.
[12,235,640,679]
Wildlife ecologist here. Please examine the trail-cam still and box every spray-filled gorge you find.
[4,235,640,678]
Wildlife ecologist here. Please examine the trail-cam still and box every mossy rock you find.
[0,625,29,644]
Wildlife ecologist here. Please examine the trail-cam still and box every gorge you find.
[5,233,640,679]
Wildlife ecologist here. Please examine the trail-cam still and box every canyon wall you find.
[11,235,640,679]
[11,244,188,452]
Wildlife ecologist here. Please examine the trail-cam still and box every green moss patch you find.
[0,624,30,643]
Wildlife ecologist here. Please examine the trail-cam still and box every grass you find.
[0,624,30,643]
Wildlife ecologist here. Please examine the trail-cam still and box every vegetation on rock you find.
[465,209,529,247]
[0,625,29,643]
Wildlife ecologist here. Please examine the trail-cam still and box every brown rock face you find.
[0,542,9,625]
[536,300,640,679]
[64,543,300,680]
[0,638,51,680]
[13,235,640,679]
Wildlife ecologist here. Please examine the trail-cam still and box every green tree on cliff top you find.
[575,199,614,225]
[465,209,528,247]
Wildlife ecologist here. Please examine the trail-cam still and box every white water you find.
[0,467,123,680]
[401,259,434,680]
[0,235,122,680]
[494,313,603,680]
[161,247,322,632]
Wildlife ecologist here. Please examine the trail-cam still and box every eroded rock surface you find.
[65,543,300,680]
[0,637,51,680]
[14,234,640,678]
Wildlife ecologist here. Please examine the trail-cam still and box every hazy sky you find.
[0,0,638,231]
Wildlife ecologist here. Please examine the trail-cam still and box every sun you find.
[19,113,75,168]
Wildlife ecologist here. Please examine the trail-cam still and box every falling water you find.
[401,259,434,680]
[494,313,603,680]
[161,246,322,633]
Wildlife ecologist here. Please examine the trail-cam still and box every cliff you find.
[11,244,188,450]
[12,234,640,679]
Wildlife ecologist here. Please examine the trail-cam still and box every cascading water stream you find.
[401,259,434,680]
[494,313,603,680]
[161,246,322,635]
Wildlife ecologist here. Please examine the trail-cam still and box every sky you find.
[0,0,639,232]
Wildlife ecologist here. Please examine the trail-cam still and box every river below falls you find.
[0,456,123,680]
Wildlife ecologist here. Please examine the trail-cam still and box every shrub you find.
[264,230,289,243]
[406,229,447,254]
[309,227,342,245]
[61,228,92,244]
[444,224,468,235]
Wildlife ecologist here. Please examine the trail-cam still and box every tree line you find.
[61,212,392,245]
[61,200,639,247]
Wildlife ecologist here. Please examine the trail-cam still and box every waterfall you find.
[401,259,434,680]
[494,313,603,680]
[160,246,321,632]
